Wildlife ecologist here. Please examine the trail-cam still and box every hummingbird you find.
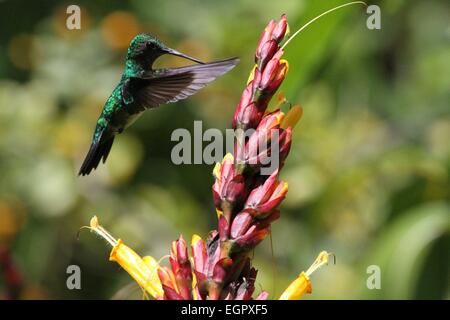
[79,33,239,176]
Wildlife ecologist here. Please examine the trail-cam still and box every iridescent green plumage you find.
[79,33,239,176]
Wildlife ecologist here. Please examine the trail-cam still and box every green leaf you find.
[362,202,450,299]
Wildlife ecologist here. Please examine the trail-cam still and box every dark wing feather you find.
[125,57,239,113]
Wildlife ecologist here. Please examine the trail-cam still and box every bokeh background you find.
[0,0,449,299]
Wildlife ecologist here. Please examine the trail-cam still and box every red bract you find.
[244,170,288,217]
[191,236,207,278]
[244,111,292,169]
[212,154,245,218]
[230,211,253,238]
[256,20,276,63]
[257,41,278,70]
[157,267,183,300]
[232,85,262,130]
[272,14,288,43]
[168,236,193,299]
[258,110,285,131]
[258,50,288,93]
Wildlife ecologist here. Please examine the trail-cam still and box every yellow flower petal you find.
[192,272,198,300]
[223,153,234,163]
[213,161,221,179]
[281,105,303,129]
[191,234,202,247]
[280,181,289,195]
[274,111,286,126]
[247,64,257,84]
[213,153,234,178]
[279,59,289,75]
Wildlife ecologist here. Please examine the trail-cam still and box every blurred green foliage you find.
[0,0,449,299]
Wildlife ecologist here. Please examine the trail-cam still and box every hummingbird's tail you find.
[78,134,115,176]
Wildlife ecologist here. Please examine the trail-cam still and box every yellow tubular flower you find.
[279,251,333,300]
[87,216,164,299]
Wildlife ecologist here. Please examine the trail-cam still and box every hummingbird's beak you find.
[164,48,205,64]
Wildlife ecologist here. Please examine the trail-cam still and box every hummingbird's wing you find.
[124,57,239,114]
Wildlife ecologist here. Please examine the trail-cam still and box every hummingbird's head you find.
[126,33,203,66]
[126,33,165,66]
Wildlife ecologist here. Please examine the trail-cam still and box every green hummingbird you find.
[79,33,239,176]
